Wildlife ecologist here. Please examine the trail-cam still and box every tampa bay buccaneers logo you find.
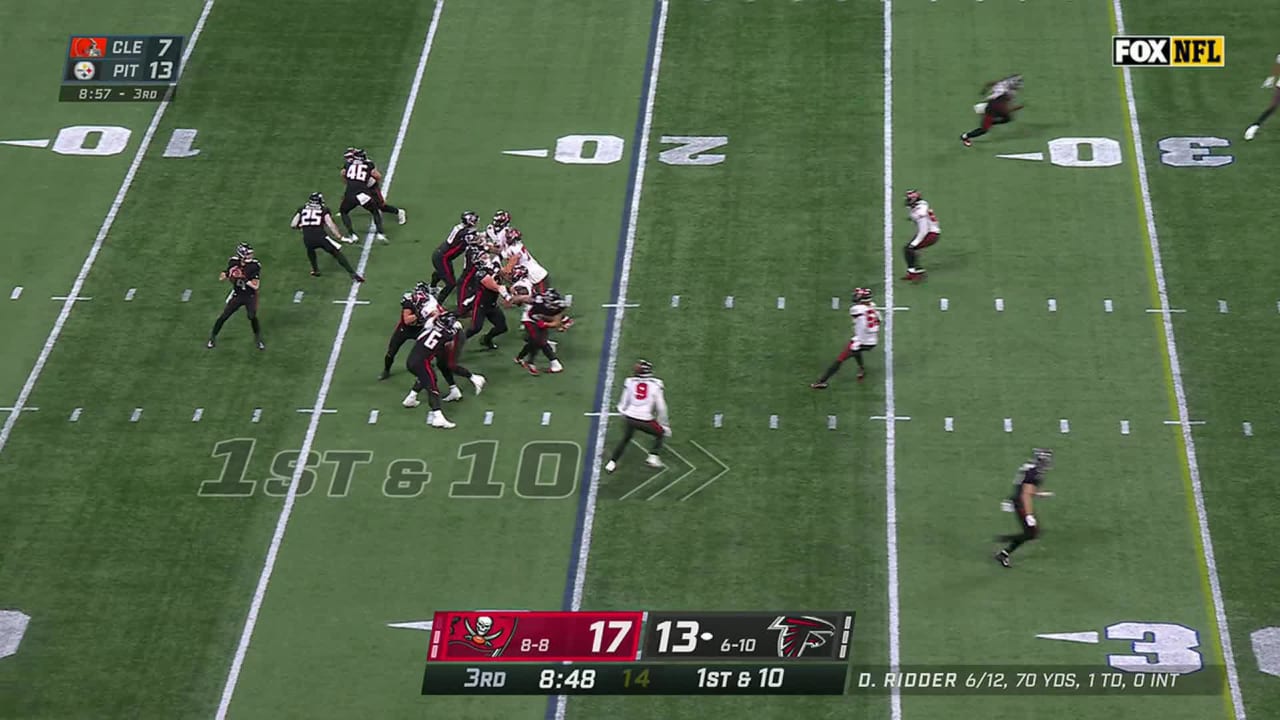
[446,613,519,658]
[768,615,836,658]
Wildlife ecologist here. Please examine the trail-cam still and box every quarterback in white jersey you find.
[812,288,880,388]
[499,228,550,289]
[605,360,670,472]
[902,189,941,281]
[1245,54,1280,140]
[961,73,1023,146]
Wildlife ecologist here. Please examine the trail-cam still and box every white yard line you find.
[882,0,902,718]
[213,3,446,717]
[1113,2,1244,718]
[0,0,218,455]
[555,3,667,719]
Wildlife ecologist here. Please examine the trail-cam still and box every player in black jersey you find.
[208,243,265,350]
[454,242,489,314]
[380,282,437,380]
[515,288,572,375]
[337,148,404,244]
[291,192,365,281]
[461,254,510,350]
[431,211,478,303]
[995,448,1054,568]
[402,312,486,428]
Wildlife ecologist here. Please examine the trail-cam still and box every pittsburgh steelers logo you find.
[73,62,96,81]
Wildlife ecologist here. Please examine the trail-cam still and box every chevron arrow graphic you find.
[617,440,692,500]
[677,440,729,501]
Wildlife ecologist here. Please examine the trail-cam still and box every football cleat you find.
[351,273,365,283]
[549,360,564,374]
[256,339,266,351]
[397,208,407,225]
[427,410,456,429]
[480,338,499,351]
[470,374,487,394]
[402,392,421,408]
[605,460,617,474]
[995,550,1012,568]
[645,454,664,469]
[856,369,866,382]
[516,358,539,375]
[206,339,216,349]
[375,233,389,244]
[378,369,391,381]
[961,134,973,147]
[343,234,359,244]
[443,386,462,402]
[310,270,321,277]
[903,270,926,282]
[1245,124,1260,141]
[810,381,828,390]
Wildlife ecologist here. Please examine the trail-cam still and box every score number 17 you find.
[588,620,634,654]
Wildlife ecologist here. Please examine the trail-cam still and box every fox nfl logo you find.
[1112,36,1225,67]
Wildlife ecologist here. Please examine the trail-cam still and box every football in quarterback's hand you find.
[228,266,245,279]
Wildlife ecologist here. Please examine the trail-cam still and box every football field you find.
[0,1,1278,719]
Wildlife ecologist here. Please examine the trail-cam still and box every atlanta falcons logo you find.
[768,615,836,658]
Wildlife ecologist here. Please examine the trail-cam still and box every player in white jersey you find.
[902,189,941,282]
[485,209,512,250]
[811,288,880,388]
[1245,54,1280,140]
[499,228,550,291]
[961,74,1023,146]
[605,360,671,472]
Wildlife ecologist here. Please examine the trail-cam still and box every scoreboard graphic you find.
[60,35,184,102]
[422,610,855,695]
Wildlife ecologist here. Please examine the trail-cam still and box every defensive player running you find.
[380,282,439,380]
[961,74,1024,146]
[811,287,880,388]
[431,211,478,302]
[1245,54,1280,140]
[291,192,364,281]
[995,448,1055,569]
[338,147,405,244]
[208,243,265,350]
[604,360,671,473]
[499,228,551,293]
[902,189,941,281]
[515,288,572,375]
[485,210,512,249]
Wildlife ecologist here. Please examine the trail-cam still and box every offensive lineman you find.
[338,147,405,244]
[994,448,1055,568]
[460,253,511,350]
[604,360,671,472]
[1245,54,1280,140]
[431,211,478,302]
[380,282,439,381]
[208,243,265,351]
[811,287,880,388]
[402,312,485,429]
[290,192,364,281]
[515,288,571,375]
[902,189,941,282]
[961,74,1024,146]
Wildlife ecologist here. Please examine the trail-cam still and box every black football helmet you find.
[308,191,324,205]
[1033,448,1054,470]
[436,311,459,331]
[236,243,254,261]
[461,211,478,227]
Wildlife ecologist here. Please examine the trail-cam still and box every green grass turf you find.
[1,1,1279,719]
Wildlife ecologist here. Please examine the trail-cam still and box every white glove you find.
[1264,76,1276,89]
[662,425,672,438]
[973,102,988,114]
[1025,514,1038,528]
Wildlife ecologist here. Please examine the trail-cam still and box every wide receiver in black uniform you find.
[291,192,364,281]
[431,211,478,303]
[208,243,265,350]
[402,312,486,429]
[338,147,405,244]
[380,282,438,381]
[995,448,1054,568]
